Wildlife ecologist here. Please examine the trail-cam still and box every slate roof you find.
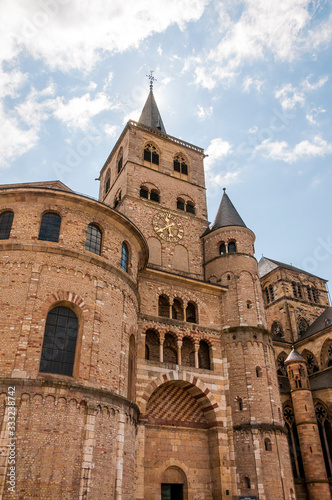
[285,348,305,364]
[258,256,326,281]
[138,90,166,133]
[208,191,246,233]
[298,307,332,340]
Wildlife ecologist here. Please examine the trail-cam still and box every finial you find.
[147,70,156,91]
[223,187,226,193]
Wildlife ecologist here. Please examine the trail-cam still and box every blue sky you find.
[1,0,332,288]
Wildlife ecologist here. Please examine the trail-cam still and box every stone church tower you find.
[4,80,330,499]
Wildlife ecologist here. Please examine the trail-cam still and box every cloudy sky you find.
[1,0,331,288]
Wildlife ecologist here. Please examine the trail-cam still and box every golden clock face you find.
[153,212,184,242]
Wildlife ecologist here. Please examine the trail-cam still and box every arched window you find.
[117,148,123,173]
[105,176,111,194]
[145,329,160,361]
[0,211,14,239]
[276,353,287,376]
[173,153,188,175]
[264,287,271,305]
[114,190,121,209]
[268,284,274,301]
[158,295,170,318]
[219,242,226,254]
[163,333,177,364]
[256,366,262,378]
[186,201,195,214]
[271,321,283,338]
[307,285,319,303]
[39,306,78,376]
[198,340,210,369]
[244,476,251,489]
[302,350,319,374]
[228,241,236,253]
[177,198,185,210]
[150,189,160,202]
[172,298,184,321]
[236,397,243,411]
[181,337,195,367]
[264,438,272,451]
[121,242,129,272]
[140,186,149,199]
[186,302,197,323]
[284,404,305,478]
[144,143,159,165]
[85,223,102,255]
[298,317,308,335]
[315,402,332,478]
[127,335,135,400]
[38,212,61,242]
[292,282,302,298]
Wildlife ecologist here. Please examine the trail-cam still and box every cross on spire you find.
[147,70,157,91]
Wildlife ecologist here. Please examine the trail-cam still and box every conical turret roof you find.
[138,89,166,133]
[285,348,305,365]
[209,190,246,233]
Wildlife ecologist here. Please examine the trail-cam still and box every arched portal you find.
[142,378,222,499]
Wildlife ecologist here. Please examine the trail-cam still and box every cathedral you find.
[0,81,331,500]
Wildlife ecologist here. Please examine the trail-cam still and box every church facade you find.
[0,85,331,500]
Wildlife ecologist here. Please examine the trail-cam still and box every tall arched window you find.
[117,148,123,173]
[298,317,308,335]
[158,295,170,318]
[228,241,236,253]
[173,153,188,175]
[186,302,197,323]
[145,329,160,361]
[127,335,135,401]
[172,298,184,321]
[292,282,302,298]
[181,337,195,367]
[276,353,287,376]
[315,402,332,478]
[85,223,102,255]
[198,340,210,369]
[219,242,226,254]
[283,404,305,479]
[264,438,272,451]
[0,211,14,239]
[144,143,159,165]
[38,212,61,242]
[163,333,177,364]
[121,242,129,272]
[39,306,78,376]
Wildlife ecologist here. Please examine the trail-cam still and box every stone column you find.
[285,349,331,500]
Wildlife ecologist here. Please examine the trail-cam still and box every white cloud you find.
[192,1,332,88]
[275,75,328,110]
[243,76,263,93]
[1,0,208,72]
[204,138,232,171]
[54,92,117,130]
[197,105,213,119]
[256,135,332,163]
[275,83,306,110]
[0,104,39,168]
[207,170,240,187]
[306,106,326,125]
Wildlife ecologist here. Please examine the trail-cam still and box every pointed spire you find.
[138,72,166,133]
[209,189,246,232]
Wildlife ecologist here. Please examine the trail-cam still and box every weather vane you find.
[147,70,156,90]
